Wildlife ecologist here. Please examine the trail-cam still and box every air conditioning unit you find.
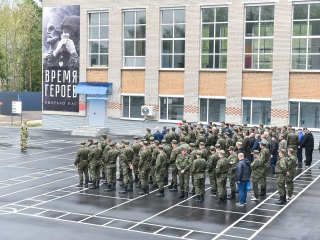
[141,106,155,117]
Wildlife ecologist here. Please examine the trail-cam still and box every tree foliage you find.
[0,0,42,92]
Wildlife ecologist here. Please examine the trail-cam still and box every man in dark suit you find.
[299,128,314,166]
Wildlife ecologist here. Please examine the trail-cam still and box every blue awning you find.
[74,82,112,95]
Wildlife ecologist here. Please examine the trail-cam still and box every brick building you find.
[42,0,320,135]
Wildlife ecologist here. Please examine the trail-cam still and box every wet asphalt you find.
[0,127,319,240]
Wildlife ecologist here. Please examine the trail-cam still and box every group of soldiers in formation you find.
[74,120,306,205]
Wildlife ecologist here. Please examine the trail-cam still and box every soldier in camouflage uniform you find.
[217,134,226,153]
[138,141,152,195]
[259,124,265,135]
[100,134,108,180]
[104,142,120,192]
[286,128,299,156]
[192,151,206,203]
[116,141,125,185]
[232,128,238,146]
[220,121,226,136]
[164,128,173,144]
[176,146,192,199]
[251,150,264,201]
[286,148,297,201]
[119,141,134,194]
[74,142,90,187]
[182,119,189,134]
[162,139,171,185]
[226,146,238,199]
[208,145,219,196]
[169,140,180,192]
[215,150,229,204]
[88,140,102,189]
[171,127,180,143]
[155,145,167,197]
[144,128,153,142]
[87,139,95,183]
[150,140,160,189]
[199,142,208,161]
[195,130,206,148]
[182,131,191,144]
[131,136,142,184]
[20,119,29,152]
[147,137,156,185]
[206,129,216,149]
[258,142,270,196]
[188,143,197,195]
[188,125,196,143]
[275,149,289,205]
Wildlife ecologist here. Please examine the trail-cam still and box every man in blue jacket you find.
[235,153,252,206]
[153,127,163,143]
[297,129,304,164]
[252,134,262,152]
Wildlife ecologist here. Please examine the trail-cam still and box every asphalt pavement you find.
[0,127,319,240]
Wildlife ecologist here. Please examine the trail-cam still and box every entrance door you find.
[89,99,106,127]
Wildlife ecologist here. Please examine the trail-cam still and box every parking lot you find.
[0,127,319,240]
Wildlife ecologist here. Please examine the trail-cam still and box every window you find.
[88,12,109,67]
[242,100,271,125]
[290,102,320,128]
[123,10,146,67]
[199,98,226,122]
[292,3,320,70]
[160,97,184,120]
[122,96,145,119]
[201,7,228,69]
[244,5,274,69]
[161,9,186,68]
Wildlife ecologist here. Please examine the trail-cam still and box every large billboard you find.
[42,5,80,112]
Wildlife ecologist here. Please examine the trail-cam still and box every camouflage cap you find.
[109,142,115,146]
[179,127,184,130]
[143,141,149,146]
[149,137,154,141]
[172,140,178,144]
[196,150,202,155]
[287,124,292,127]
[225,132,230,136]
[208,129,213,133]
[101,134,107,138]
[146,128,151,131]
[199,142,205,146]
[237,133,242,136]
[141,138,146,142]
[219,150,225,154]
[200,130,205,134]
[93,140,98,145]
[182,119,187,123]
[259,123,264,127]
[272,134,276,138]
[193,124,197,127]
[260,142,266,146]
[278,149,286,155]
[166,127,170,131]
[228,146,235,151]
[172,127,176,130]
[233,127,238,131]
[252,150,260,155]
[182,131,187,135]
[158,145,164,150]
[220,121,225,124]
[303,127,308,130]
[124,140,130,145]
[134,136,139,140]
[199,123,203,126]
[88,139,93,143]
[181,146,188,151]
[243,124,248,126]
[122,139,125,143]
[291,128,296,131]
[154,140,159,145]
[266,126,270,130]
[282,126,287,129]
[209,146,216,151]
[189,143,196,148]
[239,126,243,130]
[215,143,221,148]
[180,137,186,142]
[80,141,86,145]
[254,126,258,128]
[218,133,222,136]
[212,123,217,127]
[161,139,167,143]
[277,127,281,131]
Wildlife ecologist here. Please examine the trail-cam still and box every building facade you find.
[42,0,320,134]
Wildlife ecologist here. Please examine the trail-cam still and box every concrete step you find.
[71,126,108,137]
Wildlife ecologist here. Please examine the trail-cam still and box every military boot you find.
[215,197,224,204]
[222,196,227,203]
[116,174,123,181]
[183,192,189,200]
[112,183,116,191]
[194,195,201,203]
[169,182,174,189]
[119,186,127,194]
[146,185,150,195]
[75,183,83,187]
[153,184,158,189]
[169,184,178,192]
[177,192,185,198]
[148,176,153,184]
[96,180,100,188]
[163,177,168,185]
[138,188,146,195]
[127,184,134,192]
[84,183,88,188]
[134,175,139,182]
[259,188,266,196]
[189,187,195,195]
[275,196,285,205]
[119,181,124,186]
[201,194,205,202]
[155,189,165,197]
[136,181,141,188]
[104,185,112,192]
[89,181,96,189]
[227,191,236,199]
[284,194,287,203]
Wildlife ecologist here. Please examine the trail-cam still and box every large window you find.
[290,102,320,128]
[243,100,271,125]
[244,5,274,70]
[201,7,228,69]
[160,97,184,120]
[123,10,146,68]
[122,96,145,119]
[89,12,109,67]
[161,9,186,69]
[291,3,320,70]
[200,98,226,122]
